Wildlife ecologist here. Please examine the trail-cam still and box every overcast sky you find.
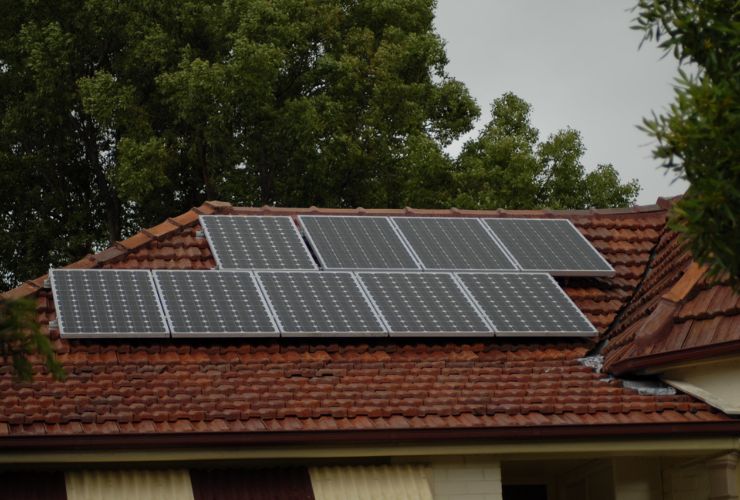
[434,0,688,205]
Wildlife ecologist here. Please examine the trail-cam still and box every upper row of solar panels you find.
[201,215,614,276]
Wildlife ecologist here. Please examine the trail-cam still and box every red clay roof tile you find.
[602,212,739,374]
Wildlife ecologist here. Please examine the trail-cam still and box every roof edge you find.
[609,340,740,376]
[229,203,667,217]
[607,262,709,375]
[0,420,739,451]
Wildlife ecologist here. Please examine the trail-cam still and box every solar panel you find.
[456,272,597,336]
[255,271,386,336]
[299,216,420,270]
[50,269,169,338]
[356,272,492,336]
[483,218,615,276]
[391,217,516,270]
[153,270,277,337]
[200,215,317,270]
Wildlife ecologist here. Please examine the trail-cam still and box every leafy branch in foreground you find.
[633,0,740,287]
[0,298,65,381]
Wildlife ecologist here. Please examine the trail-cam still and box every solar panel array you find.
[484,218,615,276]
[52,214,613,339]
[51,269,169,338]
[201,215,316,270]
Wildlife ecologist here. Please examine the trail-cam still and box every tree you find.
[633,0,739,286]
[0,0,479,290]
[453,93,640,210]
[0,298,64,381]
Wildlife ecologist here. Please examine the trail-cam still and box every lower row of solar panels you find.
[51,269,596,339]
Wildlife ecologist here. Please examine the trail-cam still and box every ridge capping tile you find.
[204,200,233,210]
[171,210,201,226]
[664,262,707,303]
[166,217,185,228]
[1,282,40,301]
[144,220,180,239]
[117,232,153,250]
[193,203,218,215]
[93,246,129,264]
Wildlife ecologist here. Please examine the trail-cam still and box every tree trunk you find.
[198,132,216,200]
[82,119,121,243]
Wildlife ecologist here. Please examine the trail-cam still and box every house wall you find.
[425,458,502,500]
[661,457,711,500]
[206,457,735,500]
[508,455,730,500]
[661,452,740,500]
[554,460,615,500]
[6,450,740,500]
[612,457,662,500]
[662,357,740,415]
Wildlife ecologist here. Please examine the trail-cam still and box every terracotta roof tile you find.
[602,214,739,374]
[0,340,730,438]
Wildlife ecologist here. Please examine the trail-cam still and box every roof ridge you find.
[607,262,711,374]
[227,203,667,217]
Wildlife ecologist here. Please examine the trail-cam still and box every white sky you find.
[434,0,688,205]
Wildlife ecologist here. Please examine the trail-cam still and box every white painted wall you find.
[663,357,740,415]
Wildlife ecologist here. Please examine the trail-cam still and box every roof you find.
[1,200,739,447]
[604,235,740,374]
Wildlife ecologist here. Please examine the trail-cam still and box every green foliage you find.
[0,1,642,292]
[0,298,64,381]
[633,0,740,286]
[0,0,479,290]
[453,93,640,210]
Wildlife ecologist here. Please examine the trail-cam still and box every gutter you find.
[2,421,740,452]
[2,425,740,465]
